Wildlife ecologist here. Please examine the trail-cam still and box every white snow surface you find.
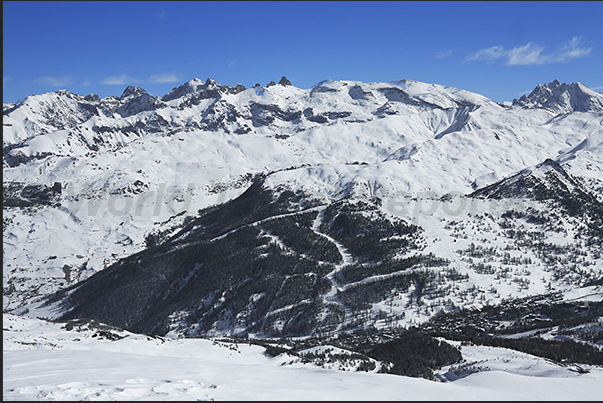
[4,313,602,401]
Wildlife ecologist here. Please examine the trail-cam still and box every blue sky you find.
[3,1,602,104]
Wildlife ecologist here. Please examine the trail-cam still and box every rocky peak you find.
[266,76,292,87]
[117,87,156,117]
[161,78,242,103]
[278,76,291,86]
[228,83,246,95]
[120,86,148,100]
[83,94,101,103]
[512,80,603,113]
[184,78,205,88]
[161,78,206,102]
[55,89,76,97]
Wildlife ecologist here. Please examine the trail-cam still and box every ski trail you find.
[311,206,354,332]
[311,207,353,266]
[174,206,325,244]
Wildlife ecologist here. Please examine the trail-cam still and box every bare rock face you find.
[278,76,291,86]
[116,86,159,117]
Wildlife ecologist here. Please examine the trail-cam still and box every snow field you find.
[4,313,602,401]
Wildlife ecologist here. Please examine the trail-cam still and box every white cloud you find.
[506,43,545,65]
[436,49,453,59]
[466,46,506,62]
[547,37,593,63]
[81,81,92,87]
[155,10,167,18]
[103,73,182,86]
[466,37,592,66]
[31,76,73,86]
[147,73,182,84]
[102,74,142,85]
[3,77,10,87]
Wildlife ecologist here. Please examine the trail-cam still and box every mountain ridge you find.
[512,79,603,113]
[5,77,601,171]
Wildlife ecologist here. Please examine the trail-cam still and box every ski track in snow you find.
[245,205,356,330]
[311,206,355,331]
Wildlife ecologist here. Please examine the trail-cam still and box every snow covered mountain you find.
[3,78,602,345]
[512,79,603,113]
[3,76,500,168]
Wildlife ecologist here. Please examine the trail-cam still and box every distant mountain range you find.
[3,78,602,346]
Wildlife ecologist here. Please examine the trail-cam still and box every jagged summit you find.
[512,79,603,113]
[3,77,602,165]
[117,86,158,117]
[161,77,246,104]
[266,76,292,87]
[161,78,213,101]
[120,85,149,100]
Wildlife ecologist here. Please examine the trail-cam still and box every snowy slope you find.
[4,313,603,401]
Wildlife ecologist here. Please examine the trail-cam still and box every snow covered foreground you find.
[3,314,601,401]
